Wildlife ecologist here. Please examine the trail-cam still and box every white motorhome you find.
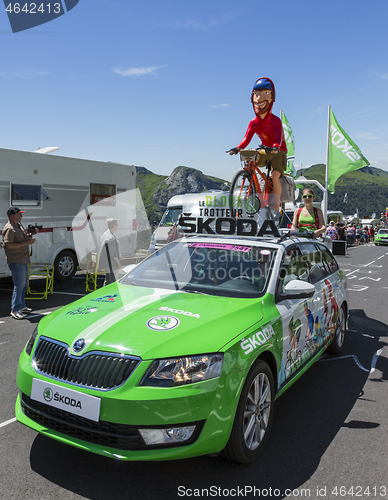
[0,147,137,280]
[148,194,184,254]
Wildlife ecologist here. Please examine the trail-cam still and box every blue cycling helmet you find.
[252,77,275,101]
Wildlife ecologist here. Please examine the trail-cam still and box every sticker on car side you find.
[240,325,276,355]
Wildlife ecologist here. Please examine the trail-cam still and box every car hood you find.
[39,282,264,359]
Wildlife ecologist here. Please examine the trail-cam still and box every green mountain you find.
[136,166,228,224]
[297,164,388,217]
[136,163,388,225]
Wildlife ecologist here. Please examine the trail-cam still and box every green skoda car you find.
[16,234,348,463]
[374,228,388,245]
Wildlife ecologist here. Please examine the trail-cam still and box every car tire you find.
[327,304,346,355]
[223,359,274,464]
[54,250,78,281]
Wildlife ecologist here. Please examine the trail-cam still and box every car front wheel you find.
[223,359,274,463]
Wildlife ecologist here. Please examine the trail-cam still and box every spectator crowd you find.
[325,220,379,247]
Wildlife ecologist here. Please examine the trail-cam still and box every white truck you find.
[0,147,137,281]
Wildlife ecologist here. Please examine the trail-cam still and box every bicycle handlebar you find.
[226,148,240,155]
[257,144,279,153]
[226,144,279,155]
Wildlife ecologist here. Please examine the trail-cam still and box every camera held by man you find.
[26,223,43,236]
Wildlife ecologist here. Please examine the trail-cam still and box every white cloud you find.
[162,19,206,30]
[112,66,164,77]
[0,70,49,78]
[160,14,231,31]
[211,103,230,108]
[358,132,380,140]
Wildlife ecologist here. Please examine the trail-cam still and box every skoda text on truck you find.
[0,147,137,281]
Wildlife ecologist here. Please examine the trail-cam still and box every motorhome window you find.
[11,184,50,207]
[160,208,182,226]
[90,183,116,205]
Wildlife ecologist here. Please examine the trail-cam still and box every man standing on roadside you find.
[99,218,121,286]
[2,207,38,319]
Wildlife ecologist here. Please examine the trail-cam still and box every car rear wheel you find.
[327,304,346,354]
[54,250,78,281]
[223,359,274,463]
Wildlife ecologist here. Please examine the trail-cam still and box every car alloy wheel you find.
[243,371,272,450]
[224,359,274,463]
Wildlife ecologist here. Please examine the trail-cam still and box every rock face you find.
[153,166,228,214]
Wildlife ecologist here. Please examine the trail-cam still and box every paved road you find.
[0,243,387,500]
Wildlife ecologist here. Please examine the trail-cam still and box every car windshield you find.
[159,208,181,227]
[378,229,388,234]
[122,240,277,298]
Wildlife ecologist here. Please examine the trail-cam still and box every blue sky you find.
[1,0,388,182]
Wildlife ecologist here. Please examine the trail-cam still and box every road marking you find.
[320,347,385,374]
[26,312,52,319]
[370,348,383,374]
[0,341,10,346]
[359,277,381,281]
[347,285,369,292]
[0,417,16,429]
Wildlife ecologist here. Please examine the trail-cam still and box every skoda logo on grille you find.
[73,338,86,352]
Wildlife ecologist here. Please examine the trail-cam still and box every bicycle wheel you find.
[229,170,261,215]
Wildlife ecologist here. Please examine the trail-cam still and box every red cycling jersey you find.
[237,112,287,152]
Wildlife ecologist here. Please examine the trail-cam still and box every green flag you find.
[328,108,369,193]
[281,110,296,178]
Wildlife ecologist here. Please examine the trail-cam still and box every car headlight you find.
[25,326,39,356]
[140,353,224,387]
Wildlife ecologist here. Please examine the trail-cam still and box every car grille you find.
[21,393,145,450]
[21,393,205,451]
[33,337,140,390]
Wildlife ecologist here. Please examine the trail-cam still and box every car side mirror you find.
[279,280,315,300]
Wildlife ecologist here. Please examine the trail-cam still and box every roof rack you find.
[277,230,319,243]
